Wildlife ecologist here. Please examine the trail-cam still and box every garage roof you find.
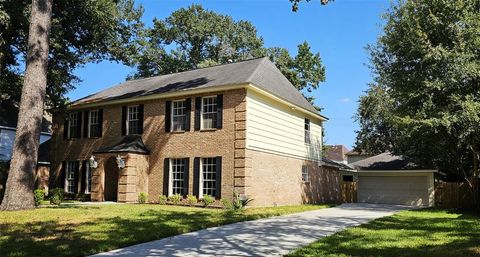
[349,152,421,170]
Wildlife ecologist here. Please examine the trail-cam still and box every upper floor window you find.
[201,96,217,129]
[172,100,186,131]
[67,112,81,139]
[88,110,101,138]
[302,165,309,182]
[127,105,140,135]
[304,118,311,144]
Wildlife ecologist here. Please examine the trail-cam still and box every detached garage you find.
[349,153,436,207]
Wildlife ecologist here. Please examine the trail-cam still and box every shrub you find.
[186,194,197,206]
[33,189,45,207]
[202,194,215,207]
[138,192,148,204]
[77,193,87,202]
[158,194,168,205]
[223,191,253,211]
[49,188,64,206]
[168,193,182,204]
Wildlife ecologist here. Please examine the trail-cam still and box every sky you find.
[68,0,390,149]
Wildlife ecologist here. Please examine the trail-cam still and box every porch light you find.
[89,155,98,169]
[116,155,125,169]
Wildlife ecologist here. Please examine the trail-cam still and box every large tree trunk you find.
[0,0,52,211]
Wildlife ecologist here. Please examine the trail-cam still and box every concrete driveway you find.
[90,203,415,257]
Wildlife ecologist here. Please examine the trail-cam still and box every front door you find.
[104,156,119,201]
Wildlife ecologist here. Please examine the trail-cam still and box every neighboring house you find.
[345,150,373,164]
[51,57,340,206]
[348,152,436,207]
[325,145,349,164]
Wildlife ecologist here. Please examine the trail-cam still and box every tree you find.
[0,0,52,211]
[355,0,480,208]
[0,0,143,110]
[290,0,332,12]
[132,4,326,105]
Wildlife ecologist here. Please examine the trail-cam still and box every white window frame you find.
[171,100,186,132]
[169,158,186,196]
[304,118,311,144]
[65,161,76,193]
[88,109,100,138]
[200,157,217,198]
[200,96,217,130]
[302,165,309,182]
[126,105,139,135]
[67,112,79,139]
[85,162,92,194]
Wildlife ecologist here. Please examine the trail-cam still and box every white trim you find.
[246,147,322,162]
[126,105,139,135]
[171,100,186,132]
[85,162,92,194]
[200,96,217,130]
[87,109,99,138]
[355,169,438,173]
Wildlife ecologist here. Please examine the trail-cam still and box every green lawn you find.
[287,209,480,257]
[0,203,332,257]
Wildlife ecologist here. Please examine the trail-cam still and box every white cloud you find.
[340,97,350,103]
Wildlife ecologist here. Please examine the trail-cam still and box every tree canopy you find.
[0,0,143,110]
[355,0,480,195]
[131,5,326,106]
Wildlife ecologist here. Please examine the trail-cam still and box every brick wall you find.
[51,89,246,201]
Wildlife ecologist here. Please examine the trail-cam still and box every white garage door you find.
[358,176,429,206]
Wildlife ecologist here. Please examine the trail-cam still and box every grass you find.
[0,203,332,257]
[287,208,480,257]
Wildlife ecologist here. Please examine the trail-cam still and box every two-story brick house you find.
[51,57,341,206]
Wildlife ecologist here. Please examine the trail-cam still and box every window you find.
[88,110,101,137]
[201,158,217,197]
[302,165,309,182]
[342,175,354,182]
[304,118,311,144]
[85,162,92,194]
[201,96,217,129]
[127,105,140,135]
[68,112,80,138]
[170,159,186,195]
[171,100,186,131]
[65,161,77,193]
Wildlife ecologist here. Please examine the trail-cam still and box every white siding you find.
[0,127,50,161]
[246,90,323,161]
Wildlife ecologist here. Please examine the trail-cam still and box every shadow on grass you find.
[1,205,331,257]
[287,208,480,257]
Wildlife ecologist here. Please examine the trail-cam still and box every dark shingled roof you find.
[321,157,355,170]
[325,145,349,162]
[94,135,150,155]
[73,57,321,115]
[349,152,420,170]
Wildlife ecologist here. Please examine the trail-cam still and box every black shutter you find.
[138,104,144,134]
[83,111,89,138]
[80,160,87,193]
[194,97,201,131]
[193,157,200,197]
[185,98,191,131]
[163,158,170,196]
[216,94,223,129]
[74,161,80,194]
[215,156,222,198]
[63,115,69,139]
[98,109,104,137]
[183,158,190,196]
[121,106,127,135]
[76,112,82,138]
[60,161,66,189]
[165,101,171,132]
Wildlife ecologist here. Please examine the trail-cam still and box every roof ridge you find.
[245,57,269,83]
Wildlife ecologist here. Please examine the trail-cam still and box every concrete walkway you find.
[90,203,415,257]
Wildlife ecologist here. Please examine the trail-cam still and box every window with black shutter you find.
[126,105,143,135]
[88,110,102,138]
[198,157,221,198]
[66,112,81,139]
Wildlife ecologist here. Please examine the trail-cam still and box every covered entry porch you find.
[91,135,150,203]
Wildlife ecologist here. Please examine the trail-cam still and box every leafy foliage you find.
[158,194,167,205]
[222,191,253,211]
[186,194,198,206]
[131,4,326,105]
[168,193,182,205]
[138,192,147,204]
[355,0,480,201]
[33,189,45,207]
[202,194,215,207]
[290,0,332,12]
[49,188,64,206]
[0,0,143,110]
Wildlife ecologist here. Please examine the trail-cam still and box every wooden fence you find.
[341,181,357,203]
[435,181,475,209]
